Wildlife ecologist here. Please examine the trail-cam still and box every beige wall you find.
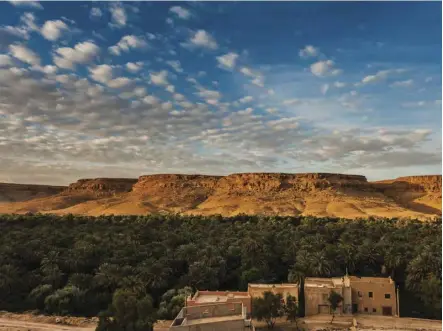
[187,291,252,314]
[171,319,246,331]
[183,303,243,320]
[351,280,396,316]
[304,287,343,316]
[248,285,299,302]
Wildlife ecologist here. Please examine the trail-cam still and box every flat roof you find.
[348,276,394,284]
[305,276,393,287]
[248,283,298,288]
[191,291,249,303]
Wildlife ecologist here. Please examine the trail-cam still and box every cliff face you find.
[64,178,138,196]
[213,173,370,194]
[0,183,65,203]
[0,173,440,219]
[133,174,221,192]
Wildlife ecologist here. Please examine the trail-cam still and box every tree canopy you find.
[0,213,440,329]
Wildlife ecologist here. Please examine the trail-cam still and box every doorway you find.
[382,306,393,316]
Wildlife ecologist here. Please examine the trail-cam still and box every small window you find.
[322,294,328,302]
[385,293,391,299]
[369,292,373,298]
[364,307,368,312]
[372,308,376,313]
[358,291,362,297]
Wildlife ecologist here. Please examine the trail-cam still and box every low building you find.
[304,275,398,317]
[169,302,252,331]
[248,283,299,304]
[349,276,397,316]
[187,290,252,316]
[304,277,346,315]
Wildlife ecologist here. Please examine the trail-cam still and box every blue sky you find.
[0,1,441,185]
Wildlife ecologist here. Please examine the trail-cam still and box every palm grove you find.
[0,214,441,330]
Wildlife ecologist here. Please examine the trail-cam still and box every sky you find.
[0,1,441,185]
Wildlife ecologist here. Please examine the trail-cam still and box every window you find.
[369,292,373,298]
[373,308,377,313]
[322,294,328,302]
[364,307,368,312]
[385,293,391,299]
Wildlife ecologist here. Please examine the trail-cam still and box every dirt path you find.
[0,318,96,331]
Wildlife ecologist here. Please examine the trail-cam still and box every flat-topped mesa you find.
[214,173,369,194]
[64,178,138,196]
[133,174,222,191]
[375,175,442,193]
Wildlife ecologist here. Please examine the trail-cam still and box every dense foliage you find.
[0,213,441,329]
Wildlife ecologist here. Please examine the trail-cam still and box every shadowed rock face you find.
[64,178,138,196]
[375,175,442,193]
[0,173,441,220]
[0,183,65,203]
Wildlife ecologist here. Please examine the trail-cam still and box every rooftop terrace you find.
[170,302,245,328]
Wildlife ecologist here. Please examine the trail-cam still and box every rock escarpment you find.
[64,178,137,197]
[0,173,440,219]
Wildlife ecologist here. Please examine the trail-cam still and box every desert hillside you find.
[0,183,65,203]
[0,173,441,219]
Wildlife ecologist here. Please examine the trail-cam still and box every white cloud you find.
[1,12,38,40]
[53,41,100,69]
[402,100,435,108]
[425,77,433,83]
[188,30,218,50]
[282,98,300,106]
[166,85,175,93]
[299,45,319,58]
[90,7,102,18]
[143,95,159,105]
[197,87,221,105]
[150,70,168,86]
[268,89,275,96]
[251,77,264,87]
[238,107,253,115]
[321,84,329,95]
[333,81,346,88]
[89,64,113,84]
[310,60,339,77]
[240,67,255,77]
[166,60,183,73]
[8,0,42,9]
[390,79,413,88]
[41,20,68,41]
[9,44,40,65]
[240,66,265,87]
[361,70,390,84]
[266,107,278,114]
[126,62,143,73]
[216,52,238,70]
[109,35,147,55]
[169,6,191,20]
[89,64,131,88]
[239,96,253,103]
[361,69,406,85]
[0,54,13,67]
[31,64,57,75]
[109,2,127,28]
[107,77,131,89]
